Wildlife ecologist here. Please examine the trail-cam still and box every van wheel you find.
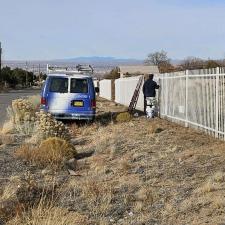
[90,116,95,123]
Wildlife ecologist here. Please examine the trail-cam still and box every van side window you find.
[50,78,68,93]
[71,79,88,93]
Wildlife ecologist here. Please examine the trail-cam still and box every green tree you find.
[40,72,47,81]
[1,66,18,87]
[12,68,26,86]
[1,66,35,87]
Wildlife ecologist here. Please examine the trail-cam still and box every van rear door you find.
[67,78,92,113]
[47,76,70,111]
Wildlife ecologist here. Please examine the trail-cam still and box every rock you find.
[41,168,54,176]
[128,211,134,216]
[68,169,81,176]
[135,166,145,174]
[75,150,95,160]
[65,158,77,171]
[134,113,139,117]
[70,138,87,145]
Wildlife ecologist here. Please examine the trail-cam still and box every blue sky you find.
[1,0,225,60]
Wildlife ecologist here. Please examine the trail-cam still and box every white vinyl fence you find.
[99,79,112,100]
[159,68,225,140]
[115,76,144,111]
[93,80,99,88]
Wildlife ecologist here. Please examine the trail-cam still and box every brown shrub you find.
[15,137,76,169]
[115,112,132,123]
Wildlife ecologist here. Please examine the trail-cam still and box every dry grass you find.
[1,121,14,134]
[3,97,225,224]
[15,137,76,169]
[0,176,22,201]
[14,121,36,136]
[212,197,225,209]
[213,171,225,183]
[7,201,90,225]
[0,134,15,145]
[81,180,113,216]
[197,180,216,194]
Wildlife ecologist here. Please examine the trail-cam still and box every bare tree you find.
[180,57,204,70]
[145,50,175,73]
[145,50,170,66]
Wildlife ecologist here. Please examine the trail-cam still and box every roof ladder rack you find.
[47,64,94,75]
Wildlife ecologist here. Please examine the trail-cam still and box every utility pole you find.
[25,61,28,86]
[33,64,35,84]
[38,63,41,82]
[0,42,2,82]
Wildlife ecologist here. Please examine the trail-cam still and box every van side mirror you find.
[95,87,99,93]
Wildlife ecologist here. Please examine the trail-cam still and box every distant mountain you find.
[54,56,143,65]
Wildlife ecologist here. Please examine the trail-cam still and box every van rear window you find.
[70,78,88,93]
[49,78,68,93]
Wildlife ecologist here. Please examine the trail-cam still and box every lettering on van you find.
[74,95,89,98]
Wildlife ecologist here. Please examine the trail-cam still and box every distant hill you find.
[2,56,143,76]
[54,56,143,65]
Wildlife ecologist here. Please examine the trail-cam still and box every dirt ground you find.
[1,97,225,225]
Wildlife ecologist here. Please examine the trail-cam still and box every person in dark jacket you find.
[142,74,159,118]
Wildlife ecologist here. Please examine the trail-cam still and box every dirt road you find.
[0,89,41,126]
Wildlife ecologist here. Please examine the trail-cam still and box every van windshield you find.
[49,77,68,93]
[70,78,88,93]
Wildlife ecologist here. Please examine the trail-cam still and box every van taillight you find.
[91,99,96,109]
[41,97,47,105]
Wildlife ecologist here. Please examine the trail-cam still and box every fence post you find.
[165,73,168,117]
[215,67,219,138]
[185,70,189,127]
[158,77,161,118]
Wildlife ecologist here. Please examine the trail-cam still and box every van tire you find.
[90,116,95,123]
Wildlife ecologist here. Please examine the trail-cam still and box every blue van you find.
[40,65,99,121]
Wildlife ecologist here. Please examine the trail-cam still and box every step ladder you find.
[128,76,144,113]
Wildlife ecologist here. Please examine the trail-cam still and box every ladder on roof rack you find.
[128,76,144,113]
[76,64,94,73]
[47,64,94,74]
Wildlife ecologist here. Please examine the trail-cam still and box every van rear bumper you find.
[53,114,94,120]
[40,108,96,120]
[51,112,95,121]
